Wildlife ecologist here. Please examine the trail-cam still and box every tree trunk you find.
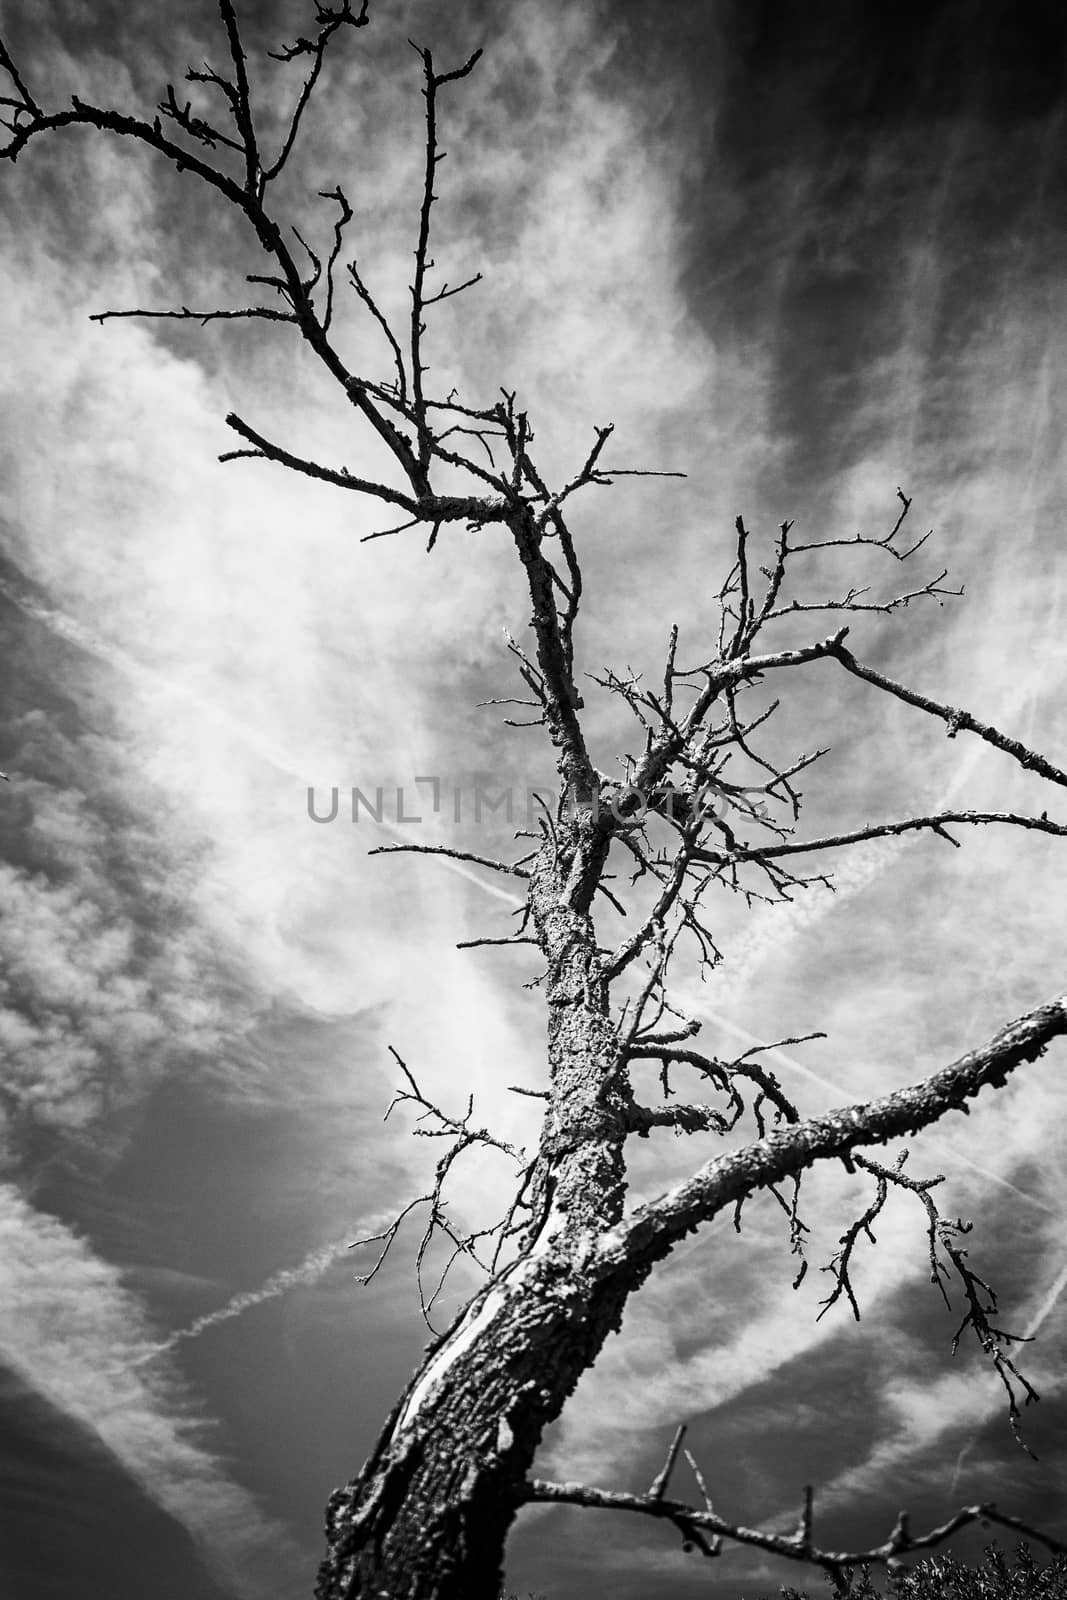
[314,1209,631,1599]
[317,834,635,1600]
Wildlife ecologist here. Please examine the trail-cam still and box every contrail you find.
[151,1001,1053,1364]
[132,1221,396,1368]
[1022,1255,1067,1341]
[156,1236,354,1353]
[6,562,1057,1362]
[0,571,520,1364]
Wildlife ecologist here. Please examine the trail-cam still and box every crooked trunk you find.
[316,826,633,1598]
[314,1234,631,1600]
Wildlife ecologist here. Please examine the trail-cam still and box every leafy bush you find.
[776,1543,1067,1599]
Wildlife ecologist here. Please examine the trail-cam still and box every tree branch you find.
[627,1041,802,1131]
[832,640,1067,789]
[349,1048,526,1331]
[597,997,1067,1283]
[220,411,509,530]
[851,1153,1039,1447]
[369,843,531,878]
[220,412,421,507]
[408,44,483,478]
[209,0,258,195]
[89,303,295,325]
[626,1101,730,1137]
[264,1,370,186]
[698,809,1067,864]
[522,1474,1067,1585]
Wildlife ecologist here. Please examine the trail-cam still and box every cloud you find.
[0,753,231,1165]
[818,1247,1067,1514]
[0,1184,307,1600]
[2,7,1067,1597]
[0,0,726,1190]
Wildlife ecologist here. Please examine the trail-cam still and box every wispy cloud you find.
[0,1185,308,1600]
[2,6,1066,1598]
[0,760,227,1162]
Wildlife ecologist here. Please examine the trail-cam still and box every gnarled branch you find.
[597,997,1067,1284]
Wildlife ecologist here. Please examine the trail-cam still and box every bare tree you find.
[3,7,1066,1598]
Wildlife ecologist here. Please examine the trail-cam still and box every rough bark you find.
[5,16,1065,1595]
[315,992,1067,1599]
[317,829,633,1600]
[315,1224,630,1600]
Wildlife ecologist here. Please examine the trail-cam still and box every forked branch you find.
[349,1049,529,1330]
[818,1152,1040,1447]
[597,997,1067,1283]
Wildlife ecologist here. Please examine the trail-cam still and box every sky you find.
[0,1,1065,1597]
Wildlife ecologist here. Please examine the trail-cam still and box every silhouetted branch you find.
[265,1,370,185]
[221,411,420,505]
[697,808,1067,864]
[215,0,260,194]
[523,1468,1067,1593]
[368,843,531,878]
[832,640,1067,789]
[347,259,408,402]
[90,303,295,325]
[349,1048,526,1330]
[627,1039,803,1134]
[158,79,243,154]
[408,43,483,475]
[834,1152,1041,1450]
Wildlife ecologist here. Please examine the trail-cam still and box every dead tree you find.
[4,7,1066,1598]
